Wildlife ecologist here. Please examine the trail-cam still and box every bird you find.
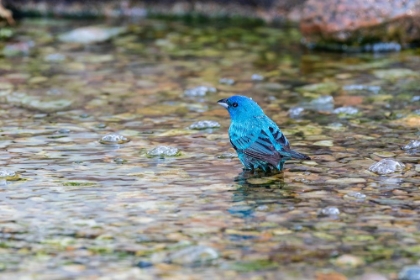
[218,95,310,172]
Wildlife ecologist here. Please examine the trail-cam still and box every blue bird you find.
[218,95,310,172]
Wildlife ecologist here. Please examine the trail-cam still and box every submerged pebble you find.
[320,206,340,217]
[251,74,264,81]
[99,134,129,145]
[402,140,420,150]
[309,96,334,112]
[289,107,304,118]
[44,53,66,62]
[114,158,127,164]
[343,192,366,200]
[217,153,237,159]
[364,42,401,52]
[0,170,19,181]
[147,146,180,157]
[58,26,126,44]
[333,106,359,115]
[166,245,219,265]
[343,84,381,93]
[57,128,71,134]
[398,265,420,280]
[189,120,220,130]
[219,78,235,85]
[184,86,217,97]
[136,261,153,268]
[368,159,405,175]
[3,41,35,56]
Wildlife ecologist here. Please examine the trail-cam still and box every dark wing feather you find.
[242,129,282,166]
[229,119,283,167]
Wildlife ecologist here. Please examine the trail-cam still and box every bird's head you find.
[217,95,264,120]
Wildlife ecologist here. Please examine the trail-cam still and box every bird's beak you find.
[217,98,228,109]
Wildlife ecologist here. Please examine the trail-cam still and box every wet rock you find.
[320,206,340,217]
[333,106,359,115]
[297,82,339,95]
[58,26,126,44]
[114,158,127,164]
[369,159,405,175]
[343,84,381,93]
[0,28,13,40]
[343,192,367,200]
[136,261,153,268]
[0,170,18,181]
[326,122,344,130]
[6,91,73,112]
[373,69,420,81]
[147,146,180,158]
[402,140,420,151]
[398,265,420,280]
[99,134,129,145]
[359,273,388,280]
[44,53,66,62]
[315,272,347,280]
[166,245,218,265]
[217,153,237,159]
[300,0,420,50]
[57,128,71,134]
[189,120,220,130]
[289,107,304,118]
[313,140,334,147]
[184,86,217,97]
[251,74,264,81]
[2,41,34,56]
[0,82,13,90]
[228,205,253,217]
[326,178,366,184]
[372,151,396,158]
[219,78,235,85]
[334,254,364,268]
[308,96,334,112]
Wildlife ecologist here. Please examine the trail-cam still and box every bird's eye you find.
[232,102,238,107]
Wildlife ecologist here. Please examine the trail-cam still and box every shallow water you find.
[0,18,419,279]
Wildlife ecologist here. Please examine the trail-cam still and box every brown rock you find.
[300,0,420,48]
[316,272,348,280]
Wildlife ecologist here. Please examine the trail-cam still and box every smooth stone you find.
[373,151,396,158]
[359,273,388,280]
[320,206,340,216]
[184,86,217,97]
[166,245,219,265]
[369,159,405,175]
[147,146,180,157]
[398,265,420,280]
[313,140,334,147]
[289,107,304,118]
[189,120,220,130]
[59,26,126,44]
[373,69,420,80]
[343,192,367,200]
[99,134,129,145]
[325,178,366,185]
[402,140,420,150]
[334,254,364,268]
[333,106,359,115]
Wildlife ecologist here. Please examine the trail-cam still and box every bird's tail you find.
[288,150,311,160]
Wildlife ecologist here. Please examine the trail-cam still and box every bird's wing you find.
[229,117,283,166]
[264,117,310,160]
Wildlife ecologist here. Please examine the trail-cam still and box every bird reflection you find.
[228,170,293,218]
